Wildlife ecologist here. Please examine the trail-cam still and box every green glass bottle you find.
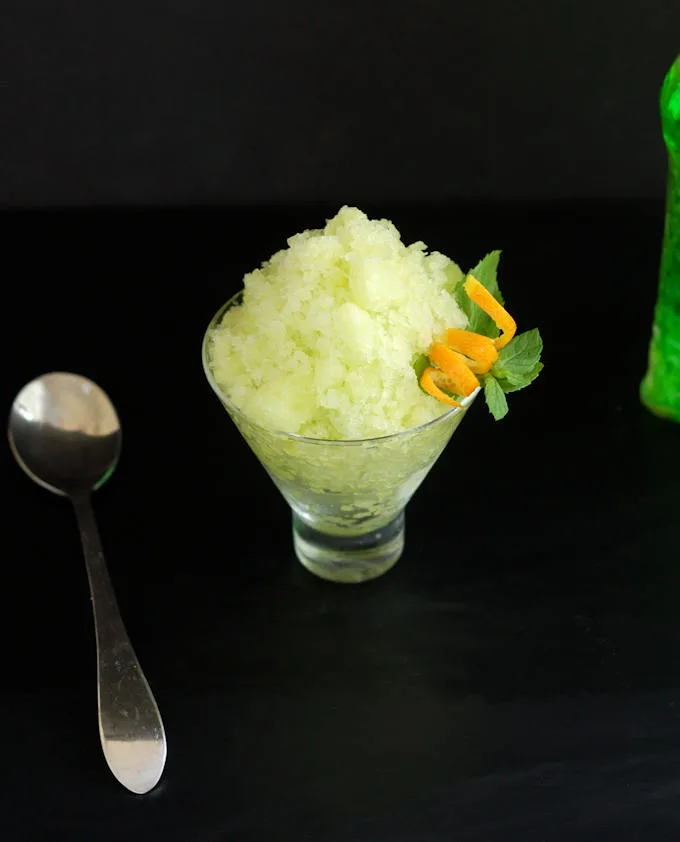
[641,56,680,420]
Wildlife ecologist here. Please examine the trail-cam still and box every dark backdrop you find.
[4,0,680,207]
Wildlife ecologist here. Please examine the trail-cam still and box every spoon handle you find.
[72,495,167,795]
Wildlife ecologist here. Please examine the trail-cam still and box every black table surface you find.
[3,202,680,841]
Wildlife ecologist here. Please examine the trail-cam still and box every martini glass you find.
[203,292,478,583]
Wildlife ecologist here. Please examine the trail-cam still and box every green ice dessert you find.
[203,207,543,582]
[208,206,541,437]
[208,207,469,439]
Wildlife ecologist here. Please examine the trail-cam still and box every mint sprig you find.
[416,250,543,420]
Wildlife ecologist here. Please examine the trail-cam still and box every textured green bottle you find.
[641,57,680,420]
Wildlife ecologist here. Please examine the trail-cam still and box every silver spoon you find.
[8,372,167,795]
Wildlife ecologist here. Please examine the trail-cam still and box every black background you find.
[4,0,680,206]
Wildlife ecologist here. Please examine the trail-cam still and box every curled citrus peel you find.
[429,342,480,396]
[420,367,464,407]
[419,274,517,405]
[463,277,516,350]
[444,329,498,374]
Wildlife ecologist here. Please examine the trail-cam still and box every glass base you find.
[292,511,405,584]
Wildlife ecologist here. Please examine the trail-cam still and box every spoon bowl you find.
[8,372,167,795]
[9,372,121,496]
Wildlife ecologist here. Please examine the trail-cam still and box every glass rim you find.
[201,290,479,447]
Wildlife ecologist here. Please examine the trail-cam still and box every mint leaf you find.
[495,361,543,393]
[412,353,430,385]
[494,329,543,379]
[454,250,502,337]
[483,375,509,420]
[491,329,543,396]
[412,354,430,378]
